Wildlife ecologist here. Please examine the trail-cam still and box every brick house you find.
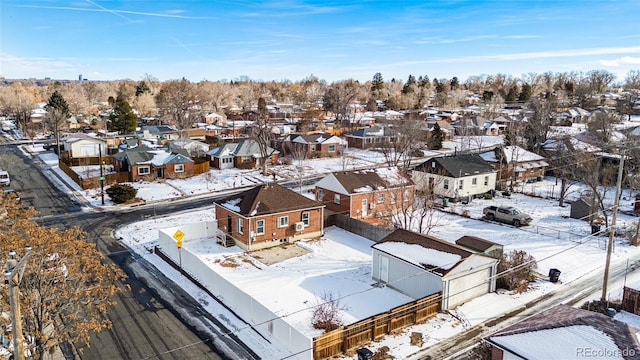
[214,183,325,251]
[344,126,395,150]
[281,133,346,158]
[314,167,414,221]
[480,146,548,184]
[112,147,194,182]
[486,304,640,359]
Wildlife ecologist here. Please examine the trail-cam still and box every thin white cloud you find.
[17,4,211,19]
[0,53,77,76]
[504,35,540,40]
[240,1,351,18]
[415,35,497,45]
[476,46,640,62]
[600,56,640,67]
[164,9,185,15]
[382,46,640,68]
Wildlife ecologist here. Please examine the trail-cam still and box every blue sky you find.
[1,0,639,83]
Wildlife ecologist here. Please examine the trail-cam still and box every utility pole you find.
[602,151,625,302]
[4,247,32,360]
[99,145,105,205]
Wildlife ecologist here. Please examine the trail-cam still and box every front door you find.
[156,167,164,179]
[227,215,232,234]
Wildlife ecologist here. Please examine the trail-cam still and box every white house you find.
[63,136,107,158]
[371,229,498,310]
[412,154,497,200]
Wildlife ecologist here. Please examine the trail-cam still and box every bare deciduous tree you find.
[0,195,126,359]
[311,291,348,332]
[155,78,196,132]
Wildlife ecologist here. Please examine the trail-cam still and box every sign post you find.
[173,230,185,274]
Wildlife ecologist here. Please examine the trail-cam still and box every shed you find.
[455,235,503,259]
[371,229,499,310]
[570,197,596,222]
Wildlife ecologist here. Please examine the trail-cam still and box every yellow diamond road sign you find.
[173,230,185,242]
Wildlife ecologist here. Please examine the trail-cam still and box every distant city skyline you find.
[1,0,639,83]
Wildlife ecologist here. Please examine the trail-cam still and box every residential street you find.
[0,142,256,360]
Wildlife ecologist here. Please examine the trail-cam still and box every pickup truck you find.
[483,205,532,227]
[0,170,9,186]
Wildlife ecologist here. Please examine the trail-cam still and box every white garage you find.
[372,229,499,310]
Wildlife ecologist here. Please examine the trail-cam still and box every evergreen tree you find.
[402,74,416,94]
[450,76,459,90]
[46,90,70,154]
[518,83,532,102]
[135,81,150,97]
[428,122,444,150]
[110,93,137,134]
[371,72,384,98]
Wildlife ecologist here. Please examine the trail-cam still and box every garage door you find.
[446,267,492,309]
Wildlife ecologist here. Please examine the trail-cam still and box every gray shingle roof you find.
[455,235,501,252]
[488,304,640,360]
[331,168,412,194]
[414,154,494,177]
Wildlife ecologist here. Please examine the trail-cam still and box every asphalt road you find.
[0,142,256,360]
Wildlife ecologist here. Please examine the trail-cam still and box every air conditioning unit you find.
[294,222,305,231]
[369,203,375,209]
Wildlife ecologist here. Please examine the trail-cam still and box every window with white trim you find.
[237,218,243,234]
[277,216,289,228]
[138,166,150,175]
[377,193,384,203]
[390,193,396,204]
[334,194,340,204]
[443,179,449,189]
[472,177,477,187]
[458,179,464,190]
[175,164,184,173]
[328,144,336,152]
[256,220,265,235]
[301,212,310,226]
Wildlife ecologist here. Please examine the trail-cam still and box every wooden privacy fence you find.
[313,292,441,360]
[58,160,129,189]
[193,160,210,175]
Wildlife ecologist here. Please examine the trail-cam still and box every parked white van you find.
[0,170,10,186]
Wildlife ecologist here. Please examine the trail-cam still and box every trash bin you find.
[591,224,601,235]
[443,198,449,207]
[356,347,373,360]
[549,268,561,283]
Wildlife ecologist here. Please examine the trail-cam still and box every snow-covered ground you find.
[19,140,640,360]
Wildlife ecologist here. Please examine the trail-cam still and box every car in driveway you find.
[3,189,21,203]
[483,205,532,227]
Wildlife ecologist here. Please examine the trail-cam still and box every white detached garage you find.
[371,229,499,310]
